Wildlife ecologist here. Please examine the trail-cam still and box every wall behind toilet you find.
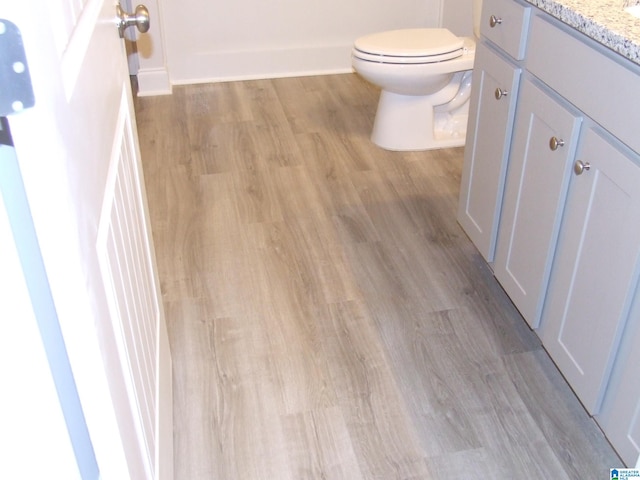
[442,0,474,37]
[160,0,443,84]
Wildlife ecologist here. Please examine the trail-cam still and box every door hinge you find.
[0,19,35,117]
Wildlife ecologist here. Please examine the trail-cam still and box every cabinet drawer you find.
[480,0,531,60]
[527,14,640,155]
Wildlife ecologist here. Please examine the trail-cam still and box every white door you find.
[0,1,172,479]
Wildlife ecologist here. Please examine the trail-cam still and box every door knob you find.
[489,15,503,28]
[116,4,150,38]
[495,88,508,100]
[549,137,565,151]
[574,160,591,175]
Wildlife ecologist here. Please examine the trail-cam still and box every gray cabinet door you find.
[540,126,640,415]
[458,43,521,262]
[597,303,640,466]
[493,78,581,328]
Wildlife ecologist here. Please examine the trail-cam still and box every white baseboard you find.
[169,67,355,86]
[136,67,172,96]
[168,44,354,85]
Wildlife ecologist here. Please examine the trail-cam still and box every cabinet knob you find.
[489,15,503,28]
[574,160,591,175]
[549,137,565,151]
[495,88,508,100]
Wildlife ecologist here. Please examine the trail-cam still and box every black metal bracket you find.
[0,117,12,146]
[0,19,35,118]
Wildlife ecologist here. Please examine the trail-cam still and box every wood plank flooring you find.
[135,73,622,479]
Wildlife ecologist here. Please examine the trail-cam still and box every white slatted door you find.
[1,0,172,479]
[97,93,160,473]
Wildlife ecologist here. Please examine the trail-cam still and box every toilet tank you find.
[441,0,482,38]
[473,0,483,37]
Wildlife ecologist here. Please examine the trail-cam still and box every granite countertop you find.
[523,0,640,65]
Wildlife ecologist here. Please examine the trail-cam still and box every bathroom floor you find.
[135,73,621,479]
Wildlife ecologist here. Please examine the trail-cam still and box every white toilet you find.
[352,0,483,151]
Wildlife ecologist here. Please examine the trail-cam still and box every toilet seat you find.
[353,28,464,65]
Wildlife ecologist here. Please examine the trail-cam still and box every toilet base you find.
[371,90,469,151]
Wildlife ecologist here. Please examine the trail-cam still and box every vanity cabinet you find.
[458,0,640,463]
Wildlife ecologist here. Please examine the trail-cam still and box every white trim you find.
[170,67,354,86]
[134,0,171,96]
[167,44,354,85]
[137,67,172,96]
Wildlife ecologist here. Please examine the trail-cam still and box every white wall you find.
[160,0,443,84]
[442,0,474,37]
[122,0,173,96]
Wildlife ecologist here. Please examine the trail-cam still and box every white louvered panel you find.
[97,91,159,479]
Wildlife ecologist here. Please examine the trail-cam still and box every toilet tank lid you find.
[354,28,464,57]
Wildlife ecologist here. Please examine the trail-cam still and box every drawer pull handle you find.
[489,15,503,28]
[549,137,565,151]
[495,88,508,100]
[574,160,591,175]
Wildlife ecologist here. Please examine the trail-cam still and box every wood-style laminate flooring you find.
[135,73,621,479]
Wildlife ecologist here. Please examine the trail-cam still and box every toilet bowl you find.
[352,1,482,151]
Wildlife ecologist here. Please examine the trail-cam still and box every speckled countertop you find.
[523,0,640,65]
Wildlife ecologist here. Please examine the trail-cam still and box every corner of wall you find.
[135,0,172,96]
[136,68,172,96]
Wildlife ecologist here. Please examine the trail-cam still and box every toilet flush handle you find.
[489,15,503,28]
